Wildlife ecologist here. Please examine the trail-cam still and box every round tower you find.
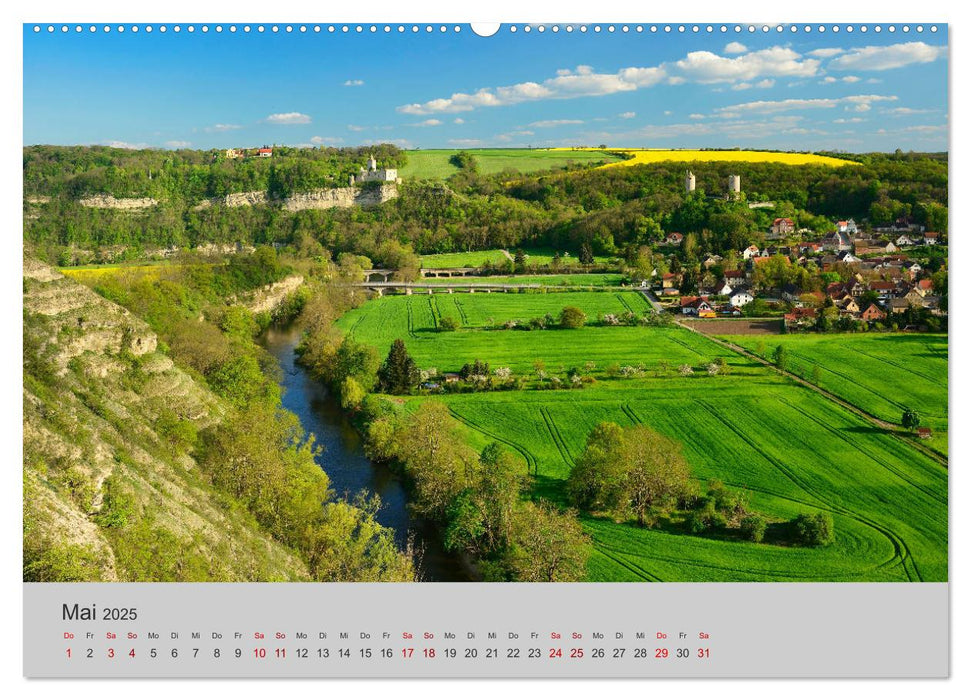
[367,155,377,171]
[685,171,696,194]
[728,174,741,194]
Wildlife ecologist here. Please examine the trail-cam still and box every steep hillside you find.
[23,259,310,581]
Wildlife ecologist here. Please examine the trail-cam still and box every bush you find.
[559,306,587,329]
[792,512,835,546]
[439,316,461,332]
[740,514,767,543]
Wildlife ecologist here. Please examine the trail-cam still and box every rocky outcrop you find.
[78,194,158,210]
[193,184,397,211]
[24,260,157,372]
[236,275,305,314]
[282,184,397,211]
[23,259,310,582]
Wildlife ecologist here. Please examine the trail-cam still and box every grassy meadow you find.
[725,333,949,455]
[336,292,948,582]
[400,148,624,180]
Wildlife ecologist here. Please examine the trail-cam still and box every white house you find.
[896,234,917,247]
[742,245,761,260]
[729,288,754,307]
[352,155,399,184]
[923,232,940,245]
[837,219,858,235]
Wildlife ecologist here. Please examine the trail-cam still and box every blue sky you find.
[23,24,948,152]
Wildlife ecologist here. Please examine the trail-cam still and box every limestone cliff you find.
[78,194,158,210]
[23,260,310,582]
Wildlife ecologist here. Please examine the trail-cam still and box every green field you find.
[421,274,625,287]
[420,250,511,268]
[336,293,948,582]
[724,333,949,455]
[400,149,624,180]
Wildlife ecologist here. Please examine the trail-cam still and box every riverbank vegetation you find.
[26,251,414,582]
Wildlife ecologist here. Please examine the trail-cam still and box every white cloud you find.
[343,79,365,86]
[671,46,819,84]
[397,45,820,115]
[310,136,344,145]
[103,140,150,150]
[821,75,861,84]
[528,119,584,128]
[731,79,775,91]
[618,111,636,119]
[833,117,866,124]
[265,112,312,125]
[347,124,367,132]
[829,41,947,71]
[689,113,706,120]
[724,41,747,55]
[884,107,936,116]
[453,118,465,124]
[411,119,443,127]
[165,140,191,148]
[205,123,242,133]
[807,48,845,58]
[716,94,897,116]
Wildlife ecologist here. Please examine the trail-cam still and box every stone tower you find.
[685,171,696,194]
[728,174,741,195]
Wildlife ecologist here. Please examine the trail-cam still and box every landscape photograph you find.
[22,23,948,583]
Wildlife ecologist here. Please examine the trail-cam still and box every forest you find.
[24,145,948,267]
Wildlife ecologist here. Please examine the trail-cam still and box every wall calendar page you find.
[19,10,952,684]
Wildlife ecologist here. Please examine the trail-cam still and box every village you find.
[651,174,947,331]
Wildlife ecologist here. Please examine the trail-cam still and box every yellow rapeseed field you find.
[553,147,856,168]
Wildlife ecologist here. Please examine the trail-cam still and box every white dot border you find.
[29,23,942,35]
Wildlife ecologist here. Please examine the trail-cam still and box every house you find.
[724,269,747,286]
[680,296,715,317]
[771,217,796,236]
[826,281,853,300]
[837,251,861,264]
[923,232,940,245]
[837,219,858,235]
[257,147,273,158]
[916,278,934,293]
[836,296,860,315]
[896,234,917,247]
[729,288,754,307]
[781,283,803,303]
[716,281,734,296]
[225,148,244,159]
[868,280,896,302]
[822,231,853,252]
[665,232,684,246]
[861,304,886,322]
[798,242,822,255]
[660,272,681,290]
[443,372,461,384]
[904,262,923,276]
[784,307,817,327]
[702,254,723,269]
[742,245,761,260]
[888,298,913,314]
[904,288,926,305]
[917,427,933,440]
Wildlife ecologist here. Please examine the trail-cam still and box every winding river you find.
[260,323,470,582]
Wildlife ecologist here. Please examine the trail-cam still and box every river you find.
[259,323,470,582]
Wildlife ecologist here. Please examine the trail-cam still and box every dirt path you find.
[677,320,948,468]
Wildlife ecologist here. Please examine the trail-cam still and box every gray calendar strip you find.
[23,583,948,678]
